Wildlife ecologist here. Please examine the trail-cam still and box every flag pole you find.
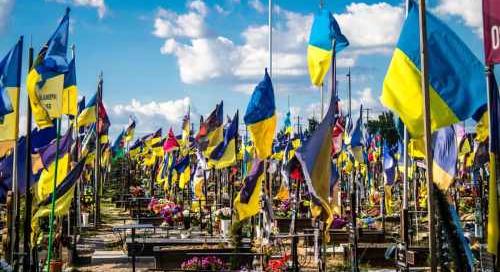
[46,117,62,270]
[23,39,34,272]
[94,72,103,226]
[417,0,437,270]
[10,35,23,269]
[400,0,410,270]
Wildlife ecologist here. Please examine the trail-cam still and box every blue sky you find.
[0,0,486,138]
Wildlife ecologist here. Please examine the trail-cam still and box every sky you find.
[0,0,487,139]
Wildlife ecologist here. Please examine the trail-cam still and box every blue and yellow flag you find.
[234,158,264,221]
[487,74,500,256]
[431,126,457,191]
[174,155,190,190]
[76,91,98,127]
[244,69,276,160]
[62,56,78,116]
[381,1,486,137]
[202,102,224,158]
[27,9,70,129]
[295,91,337,232]
[209,111,238,169]
[32,156,86,243]
[283,110,292,136]
[124,119,136,143]
[307,9,349,86]
[0,38,22,147]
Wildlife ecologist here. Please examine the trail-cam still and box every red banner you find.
[483,0,500,65]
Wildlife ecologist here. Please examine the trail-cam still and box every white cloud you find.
[153,2,402,89]
[51,0,106,18]
[348,87,383,116]
[249,0,265,13]
[335,3,404,50]
[112,97,191,134]
[214,4,228,15]
[434,0,482,34]
[153,2,207,39]
[0,0,14,32]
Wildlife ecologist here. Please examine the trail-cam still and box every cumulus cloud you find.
[214,4,228,15]
[335,3,404,50]
[434,0,482,34]
[348,87,383,116]
[52,0,106,18]
[112,97,191,134]
[249,0,265,13]
[0,0,14,32]
[153,2,403,90]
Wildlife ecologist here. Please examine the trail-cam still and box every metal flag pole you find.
[46,117,62,270]
[399,0,411,270]
[417,0,437,270]
[94,73,103,226]
[347,67,351,118]
[10,35,23,269]
[23,40,34,272]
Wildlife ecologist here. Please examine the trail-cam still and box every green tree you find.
[366,111,399,146]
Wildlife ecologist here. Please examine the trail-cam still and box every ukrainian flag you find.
[0,38,23,143]
[283,111,292,136]
[62,57,78,116]
[203,102,224,158]
[307,9,349,87]
[381,1,486,137]
[295,90,337,234]
[31,156,85,244]
[76,92,98,128]
[432,126,457,191]
[244,70,276,160]
[234,158,264,221]
[27,9,70,129]
[174,155,190,190]
[124,119,136,143]
[209,111,238,169]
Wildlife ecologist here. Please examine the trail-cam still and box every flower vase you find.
[221,219,231,237]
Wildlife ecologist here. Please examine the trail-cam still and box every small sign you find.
[38,74,63,119]
[406,250,415,266]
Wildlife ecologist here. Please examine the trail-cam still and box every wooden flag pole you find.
[417,0,437,270]
[46,117,62,270]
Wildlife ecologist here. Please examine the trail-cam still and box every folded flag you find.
[432,126,457,191]
[307,9,349,86]
[76,92,98,128]
[234,158,264,221]
[145,128,162,147]
[27,9,70,128]
[244,69,276,160]
[284,110,292,135]
[62,56,78,116]
[380,0,486,137]
[209,111,238,169]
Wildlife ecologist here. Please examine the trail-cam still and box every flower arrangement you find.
[129,186,145,197]
[148,198,183,225]
[266,254,290,272]
[275,199,291,218]
[215,207,232,221]
[180,256,226,271]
